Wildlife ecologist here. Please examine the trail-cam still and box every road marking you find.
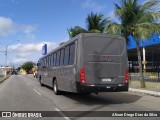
[55,108,71,120]
[34,89,41,96]
[27,83,30,85]
[55,108,60,111]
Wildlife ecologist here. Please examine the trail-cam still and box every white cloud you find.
[12,58,28,64]
[0,16,37,36]
[17,52,31,58]
[8,41,60,65]
[81,0,105,11]
[0,17,14,35]
[8,42,59,53]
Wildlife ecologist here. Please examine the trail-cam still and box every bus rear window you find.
[83,37,124,55]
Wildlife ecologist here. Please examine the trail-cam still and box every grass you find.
[0,75,4,78]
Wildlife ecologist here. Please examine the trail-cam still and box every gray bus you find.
[37,33,129,95]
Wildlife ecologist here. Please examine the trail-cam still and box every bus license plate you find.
[102,78,111,82]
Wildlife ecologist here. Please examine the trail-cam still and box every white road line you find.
[55,108,60,111]
[33,89,41,96]
[55,108,71,120]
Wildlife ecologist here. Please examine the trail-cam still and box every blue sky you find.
[0,0,146,67]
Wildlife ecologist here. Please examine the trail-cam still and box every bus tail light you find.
[80,67,86,84]
[125,69,129,83]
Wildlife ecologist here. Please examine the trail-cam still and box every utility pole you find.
[4,45,8,77]
[1,40,20,76]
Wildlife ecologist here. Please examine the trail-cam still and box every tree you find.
[68,12,111,37]
[105,0,160,88]
[67,26,88,37]
[21,61,34,73]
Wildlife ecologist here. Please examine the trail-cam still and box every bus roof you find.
[38,33,124,60]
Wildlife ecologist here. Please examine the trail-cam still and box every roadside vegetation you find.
[21,61,35,74]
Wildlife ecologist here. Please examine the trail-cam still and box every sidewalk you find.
[129,88,160,97]
[0,75,10,83]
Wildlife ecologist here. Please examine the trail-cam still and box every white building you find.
[0,66,12,76]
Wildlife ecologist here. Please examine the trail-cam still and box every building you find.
[0,66,12,76]
[128,34,160,73]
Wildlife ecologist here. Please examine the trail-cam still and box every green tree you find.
[68,12,111,37]
[21,61,34,72]
[67,26,88,37]
[105,0,160,88]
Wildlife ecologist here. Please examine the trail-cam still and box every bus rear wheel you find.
[53,80,61,95]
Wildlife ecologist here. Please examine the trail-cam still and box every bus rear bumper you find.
[76,82,129,93]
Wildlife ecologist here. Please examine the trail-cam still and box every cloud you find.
[16,52,31,58]
[8,41,60,65]
[8,42,59,53]
[0,16,37,36]
[12,58,28,64]
[81,0,105,11]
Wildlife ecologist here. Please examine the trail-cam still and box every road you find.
[0,75,159,120]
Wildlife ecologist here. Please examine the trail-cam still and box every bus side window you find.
[47,56,49,67]
[64,46,70,65]
[44,57,46,67]
[60,49,64,66]
[56,51,60,66]
[51,53,54,67]
[53,53,57,67]
[48,55,50,67]
[49,55,52,67]
[69,43,75,65]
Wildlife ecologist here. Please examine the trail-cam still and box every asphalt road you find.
[0,75,159,120]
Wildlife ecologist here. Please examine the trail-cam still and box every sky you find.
[0,0,148,68]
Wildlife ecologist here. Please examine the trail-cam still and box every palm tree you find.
[105,0,160,88]
[68,12,111,37]
[86,12,111,33]
[67,26,88,37]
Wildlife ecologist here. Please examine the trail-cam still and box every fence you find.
[130,73,160,82]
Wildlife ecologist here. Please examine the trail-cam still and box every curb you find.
[0,75,11,83]
[129,88,160,97]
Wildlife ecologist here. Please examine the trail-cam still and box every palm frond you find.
[136,23,160,34]
[67,26,87,37]
[137,11,160,23]
[86,12,110,32]
[140,0,160,12]
[105,23,123,35]
[89,29,101,33]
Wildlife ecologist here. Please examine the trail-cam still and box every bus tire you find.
[53,80,61,95]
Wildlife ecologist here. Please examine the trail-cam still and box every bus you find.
[37,33,129,95]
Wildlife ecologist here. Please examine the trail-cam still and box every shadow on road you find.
[42,84,142,105]
[62,92,142,105]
